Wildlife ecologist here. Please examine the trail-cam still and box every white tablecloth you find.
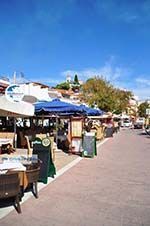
[0,161,26,171]
[0,138,13,147]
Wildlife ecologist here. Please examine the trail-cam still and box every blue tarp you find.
[34,98,84,115]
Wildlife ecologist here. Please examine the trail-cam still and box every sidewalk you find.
[0,137,109,219]
[0,148,82,219]
[14,147,80,171]
[54,150,80,171]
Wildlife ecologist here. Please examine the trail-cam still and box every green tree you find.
[72,74,80,92]
[80,76,133,113]
[113,89,133,114]
[138,101,149,117]
[55,82,70,90]
[74,74,79,84]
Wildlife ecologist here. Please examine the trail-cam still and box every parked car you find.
[134,117,145,129]
[123,118,132,127]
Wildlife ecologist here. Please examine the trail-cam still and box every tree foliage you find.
[55,82,70,90]
[81,76,133,113]
[138,101,149,117]
[74,74,79,84]
[71,74,80,92]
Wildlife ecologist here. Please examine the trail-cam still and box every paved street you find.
[1,129,150,226]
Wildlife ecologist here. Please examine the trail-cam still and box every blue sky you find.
[0,0,150,100]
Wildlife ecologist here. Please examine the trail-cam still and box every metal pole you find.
[14,118,17,150]
[55,115,58,147]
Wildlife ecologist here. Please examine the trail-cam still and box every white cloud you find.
[132,87,150,100]
[62,60,150,101]
[62,59,130,83]
[40,78,62,85]
[120,12,139,23]
[133,77,150,100]
[19,76,62,86]
[95,0,150,24]
[25,57,149,101]
[135,77,150,86]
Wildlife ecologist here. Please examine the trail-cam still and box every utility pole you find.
[13,71,17,84]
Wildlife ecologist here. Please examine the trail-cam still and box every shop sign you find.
[5,84,24,102]
[42,138,50,147]
[146,108,150,115]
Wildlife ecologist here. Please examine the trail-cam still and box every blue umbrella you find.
[79,104,103,116]
[34,98,84,115]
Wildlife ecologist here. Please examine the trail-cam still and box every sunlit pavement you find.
[0,150,80,219]
[1,129,150,226]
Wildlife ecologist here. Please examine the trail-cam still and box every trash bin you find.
[33,137,56,184]
[82,132,97,158]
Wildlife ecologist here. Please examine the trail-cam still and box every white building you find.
[19,82,51,103]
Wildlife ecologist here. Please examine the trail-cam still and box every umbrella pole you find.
[14,118,17,151]
[56,115,58,148]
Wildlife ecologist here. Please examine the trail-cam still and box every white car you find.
[123,119,132,127]
[134,117,145,129]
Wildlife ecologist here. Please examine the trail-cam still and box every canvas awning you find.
[0,95,34,117]
[79,104,103,116]
[34,98,84,116]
